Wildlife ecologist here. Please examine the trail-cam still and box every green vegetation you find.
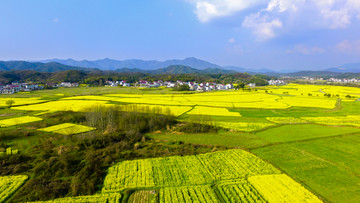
[255,124,360,143]
[252,133,360,202]
[148,131,268,149]
[0,107,218,202]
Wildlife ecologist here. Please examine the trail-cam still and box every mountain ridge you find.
[40,57,275,73]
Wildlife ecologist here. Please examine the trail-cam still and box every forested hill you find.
[0,61,235,74]
[116,65,236,74]
[0,61,90,72]
[0,70,273,86]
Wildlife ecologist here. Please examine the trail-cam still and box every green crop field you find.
[252,133,360,202]
[1,84,359,202]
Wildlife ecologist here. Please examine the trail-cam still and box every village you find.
[0,79,288,94]
[0,82,79,94]
[107,80,240,91]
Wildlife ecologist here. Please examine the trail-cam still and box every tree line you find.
[0,70,275,86]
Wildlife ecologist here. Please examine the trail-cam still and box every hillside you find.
[0,61,90,72]
[41,57,222,70]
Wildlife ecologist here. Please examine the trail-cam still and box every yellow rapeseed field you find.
[0,175,28,202]
[248,174,322,203]
[120,104,192,116]
[267,117,308,124]
[0,116,43,127]
[302,115,360,127]
[11,100,112,112]
[215,121,275,132]
[0,98,43,107]
[280,96,337,109]
[38,123,96,135]
[187,106,241,117]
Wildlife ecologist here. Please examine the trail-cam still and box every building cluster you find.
[59,82,80,87]
[0,82,83,94]
[326,78,360,83]
[134,80,235,91]
[105,80,131,87]
[0,82,43,94]
[301,77,324,81]
[268,80,286,86]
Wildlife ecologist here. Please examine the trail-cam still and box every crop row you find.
[248,174,322,203]
[0,175,28,202]
[215,121,275,132]
[266,117,308,124]
[302,115,360,127]
[267,115,360,127]
[217,181,266,203]
[102,149,281,192]
[159,185,219,203]
[31,193,121,203]
[187,106,241,117]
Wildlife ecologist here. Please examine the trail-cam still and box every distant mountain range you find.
[40,57,274,73]
[0,61,89,72]
[325,63,360,73]
[116,65,236,74]
[0,61,235,74]
[40,57,222,70]
[0,58,359,75]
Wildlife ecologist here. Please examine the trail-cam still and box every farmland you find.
[0,175,28,202]
[0,84,359,202]
[38,123,96,135]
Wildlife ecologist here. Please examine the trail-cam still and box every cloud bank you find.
[188,0,360,40]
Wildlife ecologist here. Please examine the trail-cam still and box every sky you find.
[1,0,360,71]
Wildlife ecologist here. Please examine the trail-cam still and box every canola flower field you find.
[248,174,322,203]
[1,84,360,202]
[216,181,266,203]
[0,175,28,202]
[102,150,280,192]
[38,123,96,135]
[31,194,122,203]
[5,83,353,132]
[100,149,321,203]
[0,116,43,128]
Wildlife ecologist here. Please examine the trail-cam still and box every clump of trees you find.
[0,70,272,87]
[173,84,190,91]
[1,106,218,202]
[6,100,14,108]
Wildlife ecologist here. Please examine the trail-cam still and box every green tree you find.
[238,83,245,90]
[6,100,14,108]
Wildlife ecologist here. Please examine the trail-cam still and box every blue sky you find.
[1,0,360,71]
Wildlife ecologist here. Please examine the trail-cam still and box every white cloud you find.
[186,0,360,40]
[286,45,325,55]
[266,0,305,12]
[242,13,282,41]
[336,40,360,53]
[228,38,235,43]
[189,0,266,22]
[53,18,59,23]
